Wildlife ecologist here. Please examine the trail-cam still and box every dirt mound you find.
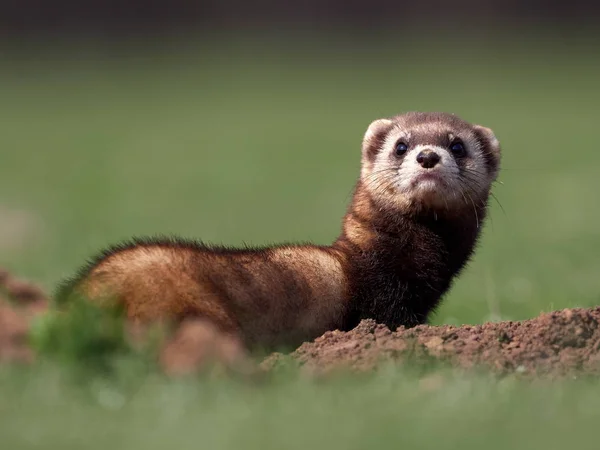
[0,268,48,364]
[2,268,600,378]
[159,318,254,377]
[266,309,600,378]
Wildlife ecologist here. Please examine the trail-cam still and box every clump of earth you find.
[2,268,600,379]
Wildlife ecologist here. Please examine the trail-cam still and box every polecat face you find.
[360,112,501,214]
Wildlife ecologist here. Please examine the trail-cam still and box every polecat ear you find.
[473,125,500,157]
[473,125,501,180]
[362,118,393,162]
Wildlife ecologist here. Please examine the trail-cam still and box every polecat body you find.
[57,112,501,351]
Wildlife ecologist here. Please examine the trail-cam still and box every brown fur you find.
[56,112,501,351]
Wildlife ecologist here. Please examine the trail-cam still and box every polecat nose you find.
[416,150,441,169]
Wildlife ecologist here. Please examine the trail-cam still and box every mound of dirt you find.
[0,268,48,365]
[159,318,254,377]
[2,268,600,378]
[264,309,600,378]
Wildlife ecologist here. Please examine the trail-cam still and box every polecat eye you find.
[395,142,409,156]
[450,141,466,157]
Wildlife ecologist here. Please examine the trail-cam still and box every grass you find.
[2,364,600,450]
[1,28,600,449]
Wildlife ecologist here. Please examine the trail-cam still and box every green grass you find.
[1,30,600,449]
[1,365,600,450]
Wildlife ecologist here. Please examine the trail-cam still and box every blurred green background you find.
[2,30,599,326]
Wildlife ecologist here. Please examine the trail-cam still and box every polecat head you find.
[360,112,501,215]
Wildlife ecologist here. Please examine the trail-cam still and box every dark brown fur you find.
[335,185,486,331]
[56,112,501,351]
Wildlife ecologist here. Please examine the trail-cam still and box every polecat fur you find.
[56,112,501,351]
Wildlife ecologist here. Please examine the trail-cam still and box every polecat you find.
[56,112,501,351]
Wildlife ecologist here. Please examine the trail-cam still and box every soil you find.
[2,267,600,379]
[0,268,48,365]
[263,311,600,378]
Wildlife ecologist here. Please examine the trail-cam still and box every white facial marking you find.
[396,130,411,141]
